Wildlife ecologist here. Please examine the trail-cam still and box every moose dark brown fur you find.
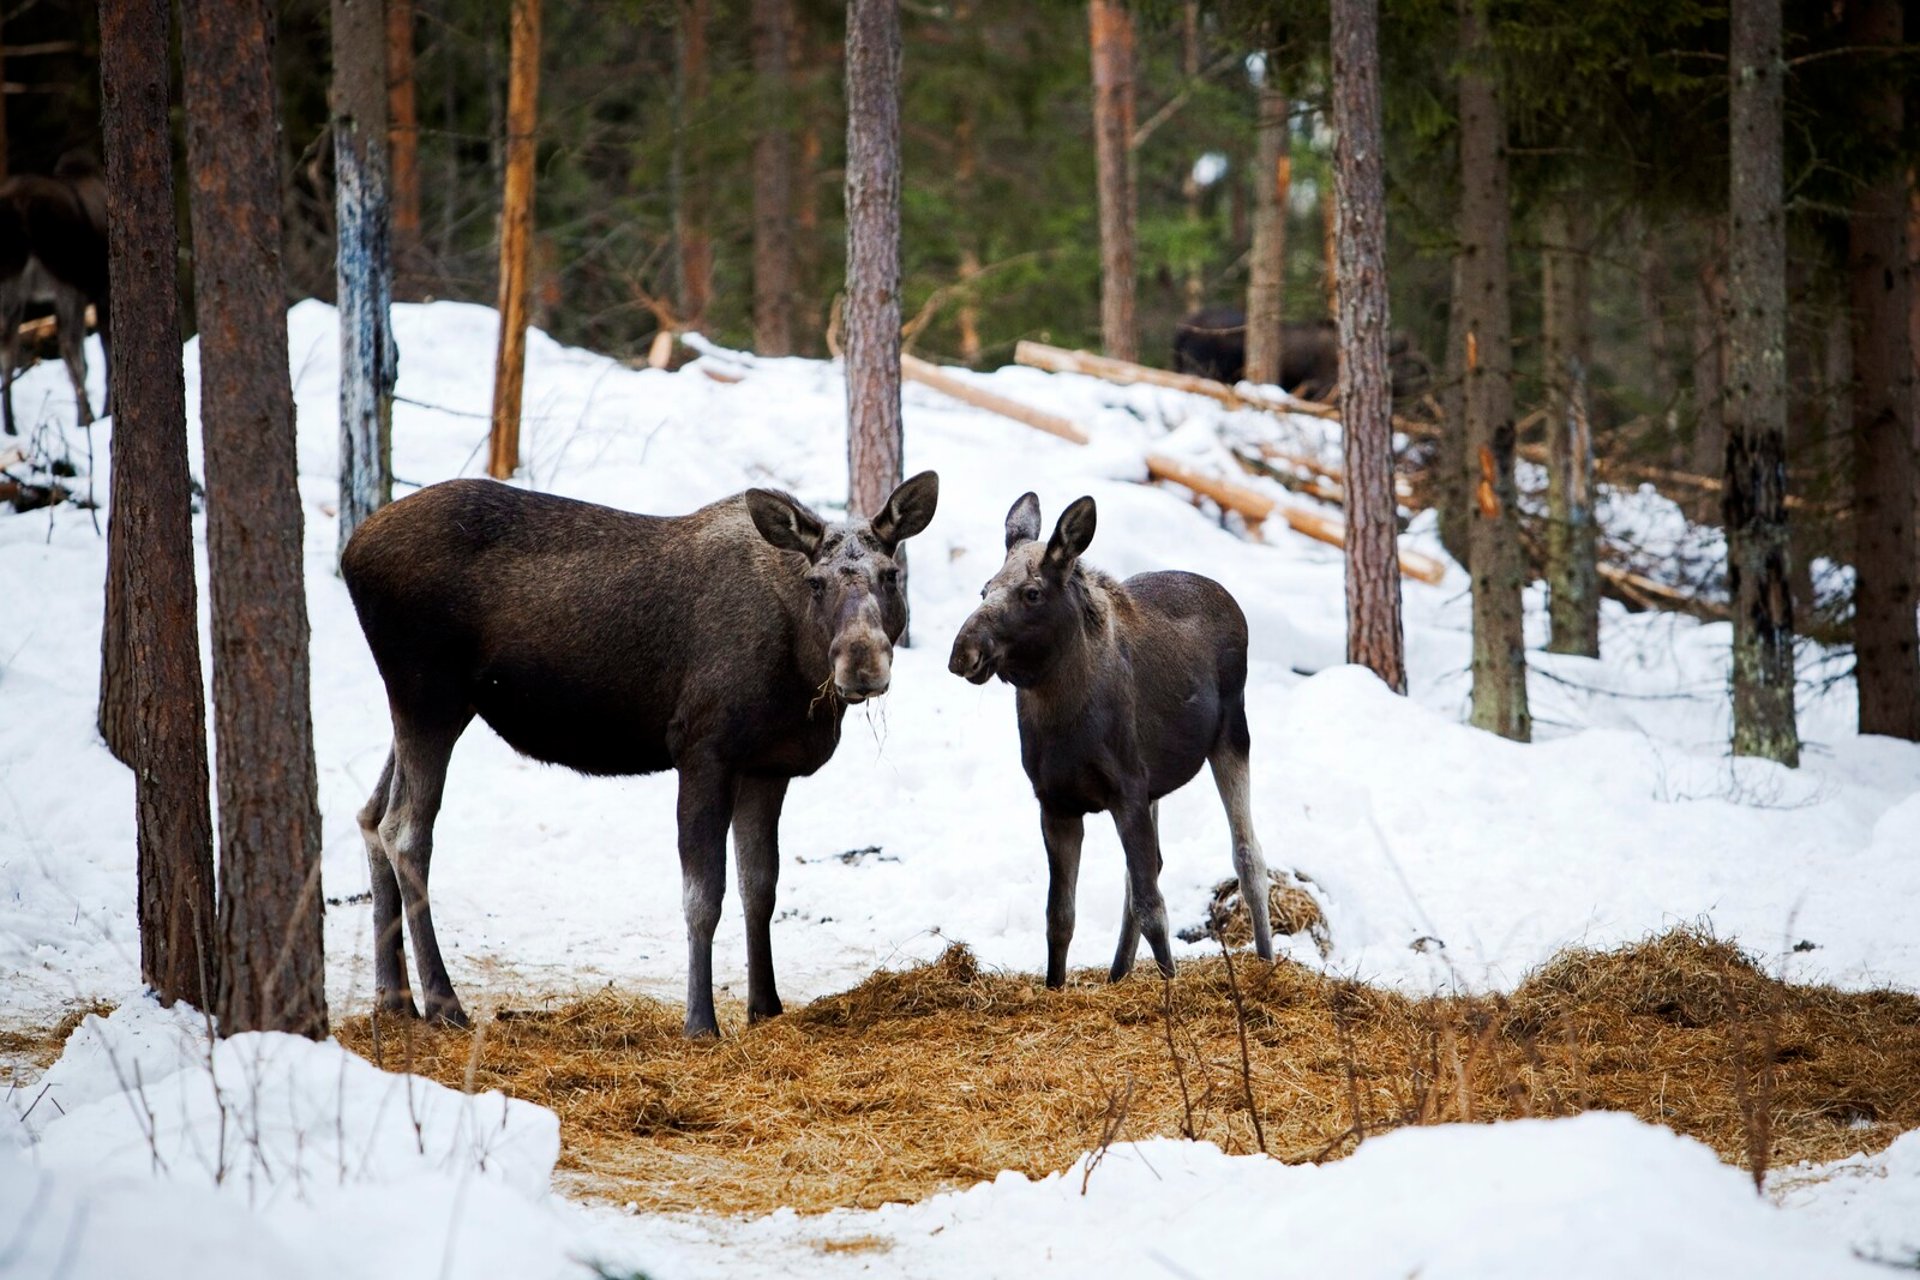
[1,157,111,435]
[342,472,939,1035]
[949,492,1274,987]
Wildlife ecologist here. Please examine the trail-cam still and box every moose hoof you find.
[746,999,784,1025]
[424,1001,471,1030]
[683,1014,721,1040]
[375,991,422,1020]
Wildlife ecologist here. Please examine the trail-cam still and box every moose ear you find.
[1004,492,1042,549]
[1043,495,1096,573]
[745,488,827,560]
[871,470,939,552]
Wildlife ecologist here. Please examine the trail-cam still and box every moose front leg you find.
[1040,807,1084,988]
[1113,797,1175,979]
[677,760,737,1038]
[731,774,789,1023]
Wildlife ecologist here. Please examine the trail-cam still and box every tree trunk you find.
[1845,0,1918,740]
[1723,0,1799,764]
[1542,196,1598,657]
[1179,0,1204,315]
[751,0,794,355]
[674,0,713,331]
[333,0,396,563]
[844,0,902,523]
[488,0,539,481]
[1089,0,1136,361]
[101,0,217,1010]
[1436,253,1470,566]
[180,0,328,1038]
[1245,59,1289,386]
[1457,0,1528,741]
[386,0,422,297]
[1330,0,1403,693]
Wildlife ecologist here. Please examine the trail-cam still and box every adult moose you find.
[342,472,939,1035]
[948,492,1275,987]
[1,155,111,434]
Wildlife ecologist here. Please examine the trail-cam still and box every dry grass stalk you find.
[316,927,1920,1217]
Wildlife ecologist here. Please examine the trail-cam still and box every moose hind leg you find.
[678,761,736,1038]
[732,775,788,1023]
[380,718,471,1028]
[1211,742,1274,962]
[54,288,91,426]
[357,750,417,1017]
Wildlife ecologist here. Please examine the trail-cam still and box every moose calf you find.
[343,472,939,1035]
[949,492,1274,986]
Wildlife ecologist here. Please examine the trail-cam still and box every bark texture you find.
[180,0,328,1037]
[1457,0,1528,741]
[1088,0,1136,362]
[1245,63,1289,387]
[844,0,903,522]
[1723,0,1799,764]
[1845,0,1918,740]
[333,0,397,562]
[488,0,540,480]
[1542,197,1598,657]
[751,0,795,355]
[101,0,217,1010]
[1330,0,1404,693]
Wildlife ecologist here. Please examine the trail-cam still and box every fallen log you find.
[901,352,1089,444]
[14,305,98,347]
[1145,453,1447,585]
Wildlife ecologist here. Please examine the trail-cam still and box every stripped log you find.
[1145,453,1446,584]
[1015,339,1325,417]
[16,306,98,346]
[901,351,1089,444]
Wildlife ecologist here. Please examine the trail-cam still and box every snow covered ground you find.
[2,302,1917,1276]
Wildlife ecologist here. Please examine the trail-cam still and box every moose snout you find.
[949,620,997,685]
[831,633,892,702]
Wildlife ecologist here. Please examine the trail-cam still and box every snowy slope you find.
[2,300,1914,1025]
[2,302,1917,1278]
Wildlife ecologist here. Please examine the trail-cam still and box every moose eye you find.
[806,575,826,596]
[880,567,901,589]
[1022,585,1043,605]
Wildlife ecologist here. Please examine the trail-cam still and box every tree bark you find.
[1330,0,1404,693]
[1691,231,1729,507]
[1089,0,1136,361]
[488,0,539,480]
[845,0,903,523]
[1723,0,1799,764]
[1542,196,1598,657]
[333,0,397,563]
[1245,58,1289,386]
[1845,0,1918,740]
[101,0,217,1010]
[674,0,713,331]
[751,0,795,355]
[180,0,328,1037]
[1457,0,1528,741]
[1178,0,1204,316]
[386,0,422,297]
[1436,252,1470,566]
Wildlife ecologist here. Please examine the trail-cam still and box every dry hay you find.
[0,1002,115,1071]
[331,928,1920,1217]
[1179,871,1331,956]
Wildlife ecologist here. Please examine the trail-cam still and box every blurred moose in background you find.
[1,154,111,435]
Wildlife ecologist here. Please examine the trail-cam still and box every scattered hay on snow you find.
[1179,870,1331,957]
[325,929,1919,1217]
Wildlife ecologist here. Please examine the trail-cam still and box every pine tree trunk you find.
[386,0,422,298]
[1245,63,1288,386]
[1179,0,1204,316]
[488,0,539,480]
[844,0,902,523]
[101,0,217,1011]
[334,0,397,563]
[1845,0,1917,740]
[1330,0,1403,693]
[1457,0,1528,741]
[674,0,713,331]
[180,0,328,1038]
[1724,0,1799,764]
[751,0,795,356]
[1436,253,1470,567]
[1088,0,1136,361]
[1542,196,1598,657]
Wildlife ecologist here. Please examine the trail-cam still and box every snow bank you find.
[3,997,572,1280]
